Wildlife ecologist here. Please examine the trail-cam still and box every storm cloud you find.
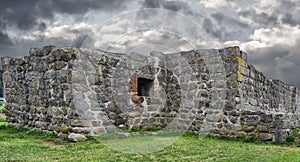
[0,0,299,88]
[0,0,128,30]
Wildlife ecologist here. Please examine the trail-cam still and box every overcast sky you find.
[0,0,300,87]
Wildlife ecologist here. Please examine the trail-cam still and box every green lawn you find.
[0,127,300,162]
[0,101,7,128]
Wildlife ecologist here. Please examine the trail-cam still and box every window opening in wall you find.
[138,78,153,96]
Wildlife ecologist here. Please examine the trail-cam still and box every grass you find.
[0,101,7,128]
[1,127,300,161]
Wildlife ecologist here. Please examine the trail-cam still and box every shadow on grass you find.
[94,130,183,154]
[0,126,69,145]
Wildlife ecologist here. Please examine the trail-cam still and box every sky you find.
[0,0,300,87]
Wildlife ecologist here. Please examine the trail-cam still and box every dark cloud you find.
[246,43,300,87]
[0,34,83,58]
[211,12,249,28]
[247,45,290,67]
[0,0,128,30]
[202,18,223,39]
[38,22,47,31]
[278,0,300,10]
[140,0,199,16]
[281,13,298,26]
[0,0,130,57]
[239,10,279,26]
[105,29,194,54]
[275,0,300,26]
[0,31,13,48]
[141,0,160,8]
[202,16,247,41]
[208,12,250,40]
[238,0,300,27]
[0,20,13,49]
[160,1,189,12]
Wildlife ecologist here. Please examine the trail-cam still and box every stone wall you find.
[0,70,3,97]
[2,46,300,142]
[2,46,76,134]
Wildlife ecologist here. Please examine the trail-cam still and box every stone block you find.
[71,120,90,127]
[244,116,260,126]
[220,128,228,135]
[68,133,87,142]
[274,130,287,143]
[229,116,239,124]
[29,48,42,56]
[249,99,257,106]
[237,57,247,68]
[236,131,247,138]
[71,127,91,134]
[275,120,291,129]
[260,114,273,123]
[258,133,273,141]
[274,114,284,120]
[1,57,12,66]
[256,125,268,132]
[229,111,240,116]
[248,132,258,139]
[93,127,106,135]
[243,126,255,132]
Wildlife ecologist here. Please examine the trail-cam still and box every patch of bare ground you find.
[41,139,63,148]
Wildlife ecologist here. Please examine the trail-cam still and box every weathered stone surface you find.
[2,45,300,144]
[243,126,255,132]
[260,114,273,123]
[68,133,87,142]
[275,120,291,129]
[244,116,260,126]
[256,125,268,132]
[259,133,273,141]
[71,127,91,134]
[236,131,247,138]
[248,132,258,139]
[93,127,106,135]
[274,130,287,143]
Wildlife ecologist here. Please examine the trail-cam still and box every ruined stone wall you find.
[2,46,76,134]
[226,47,300,142]
[2,46,300,142]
